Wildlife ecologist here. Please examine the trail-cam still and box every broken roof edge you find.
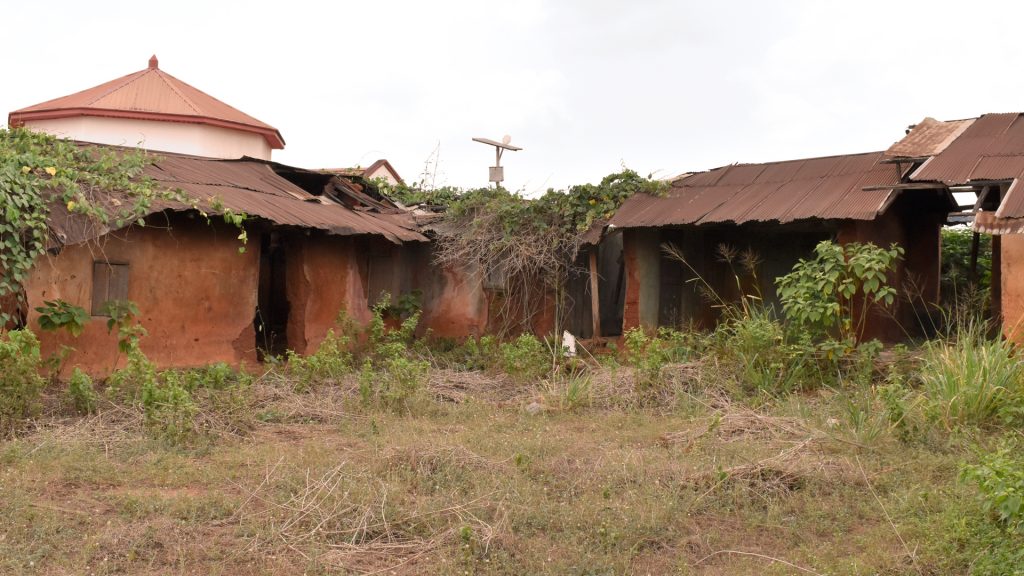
[44,143,427,246]
[974,210,1024,235]
[885,116,976,160]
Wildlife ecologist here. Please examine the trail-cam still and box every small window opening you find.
[91,262,130,316]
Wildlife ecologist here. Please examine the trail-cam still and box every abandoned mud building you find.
[6,57,506,375]
[6,56,1024,375]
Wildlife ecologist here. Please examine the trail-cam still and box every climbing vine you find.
[0,127,246,327]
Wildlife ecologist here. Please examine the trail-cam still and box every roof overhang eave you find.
[8,108,285,149]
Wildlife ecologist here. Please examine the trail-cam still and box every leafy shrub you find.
[287,328,352,389]
[499,334,549,383]
[920,324,1024,429]
[962,444,1024,535]
[710,310,817,396]
[181,362,252,391]
[34,299,90,336]
[142,372,197,444]
[106,347,159,401]
[359,297,430,410]
[67,368,97,415]
[0,329,45,429]
[776,241,903,341]
[955,444,1024,574]
[623,327,697,394]
[624,328,670,389]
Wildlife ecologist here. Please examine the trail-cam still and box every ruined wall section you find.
[23,217,259,376]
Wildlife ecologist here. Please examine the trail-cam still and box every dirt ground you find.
[0,370,983,575]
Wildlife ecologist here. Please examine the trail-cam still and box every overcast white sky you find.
[4,1,1024,194]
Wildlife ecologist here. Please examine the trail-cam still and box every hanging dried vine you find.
[387,170,666,334]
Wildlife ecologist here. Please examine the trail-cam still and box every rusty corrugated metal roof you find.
[886,117,974,159]
[51,148,426,246]
[609,151,904,229]
[9,56,284,149]
[902,113,1024,221]
[974,211,1024,234]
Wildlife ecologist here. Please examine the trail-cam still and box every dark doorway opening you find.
[255,231,289,360]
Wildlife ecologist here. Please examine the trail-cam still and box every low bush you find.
[358,297,431,410]
[287,328,352,389]
[106,347,159,402]
[957,444,1024,573]
[498,333,550,383]
[142,371,198,444]
[67,368,97,415]
[0,329,45,429]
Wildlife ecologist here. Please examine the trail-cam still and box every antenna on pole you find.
[472,135,522,186]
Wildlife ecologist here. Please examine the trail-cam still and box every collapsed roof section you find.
[609,151,918,230]
[893,113,1024,233]
[48,145,427,248]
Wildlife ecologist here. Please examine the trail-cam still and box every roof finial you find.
[148,54,159,70]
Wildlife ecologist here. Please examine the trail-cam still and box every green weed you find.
[0,329,44,430]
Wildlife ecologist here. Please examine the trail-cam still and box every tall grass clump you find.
[920,321,1023,429]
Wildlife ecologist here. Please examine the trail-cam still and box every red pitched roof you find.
[8,55,284,149]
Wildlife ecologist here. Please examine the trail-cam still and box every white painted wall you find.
[25,116,273,160]
[365,165,399,185]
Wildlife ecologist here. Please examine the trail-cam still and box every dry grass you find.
[0,367,990,575]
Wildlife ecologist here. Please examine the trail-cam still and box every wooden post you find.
[589,248,602,339]
[969,232,981,285]
[992,234,1002,323]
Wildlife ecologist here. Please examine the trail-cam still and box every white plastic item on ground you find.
[562,330,577,357]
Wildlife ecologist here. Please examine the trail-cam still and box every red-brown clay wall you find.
[284,234,370,355]
[1000,234,1024,343]
[416,251,489,338]
[23,218,260,376]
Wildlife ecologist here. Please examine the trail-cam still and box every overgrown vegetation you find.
[0,128,248,328]
[383,170,667,333]
[3,235,1024,572]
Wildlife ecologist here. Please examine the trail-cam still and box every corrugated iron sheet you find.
[974,210,1024,234]
[911,114,1024,184]
[609,151,903,229]
[51,152,426,246]
[886,117,974,158]
[904,112,1024,219]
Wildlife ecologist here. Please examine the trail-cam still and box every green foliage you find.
[142,371,197,444]
[776,241,903,340]
[623,327,695,393]
[179,362,252,391]
[498,333,550,383]
[425,170,666,333]
[963,444,1024,536]
[0,128,181,325]
[99,299,147,354]
[67,368,97,415]
[34,299,90,337]
[359,296,430,410]
[287,314,354,389]
[920,322,1024,429]
[942,227,992,294]
[107,347,159,402]
[0,329,45,429]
